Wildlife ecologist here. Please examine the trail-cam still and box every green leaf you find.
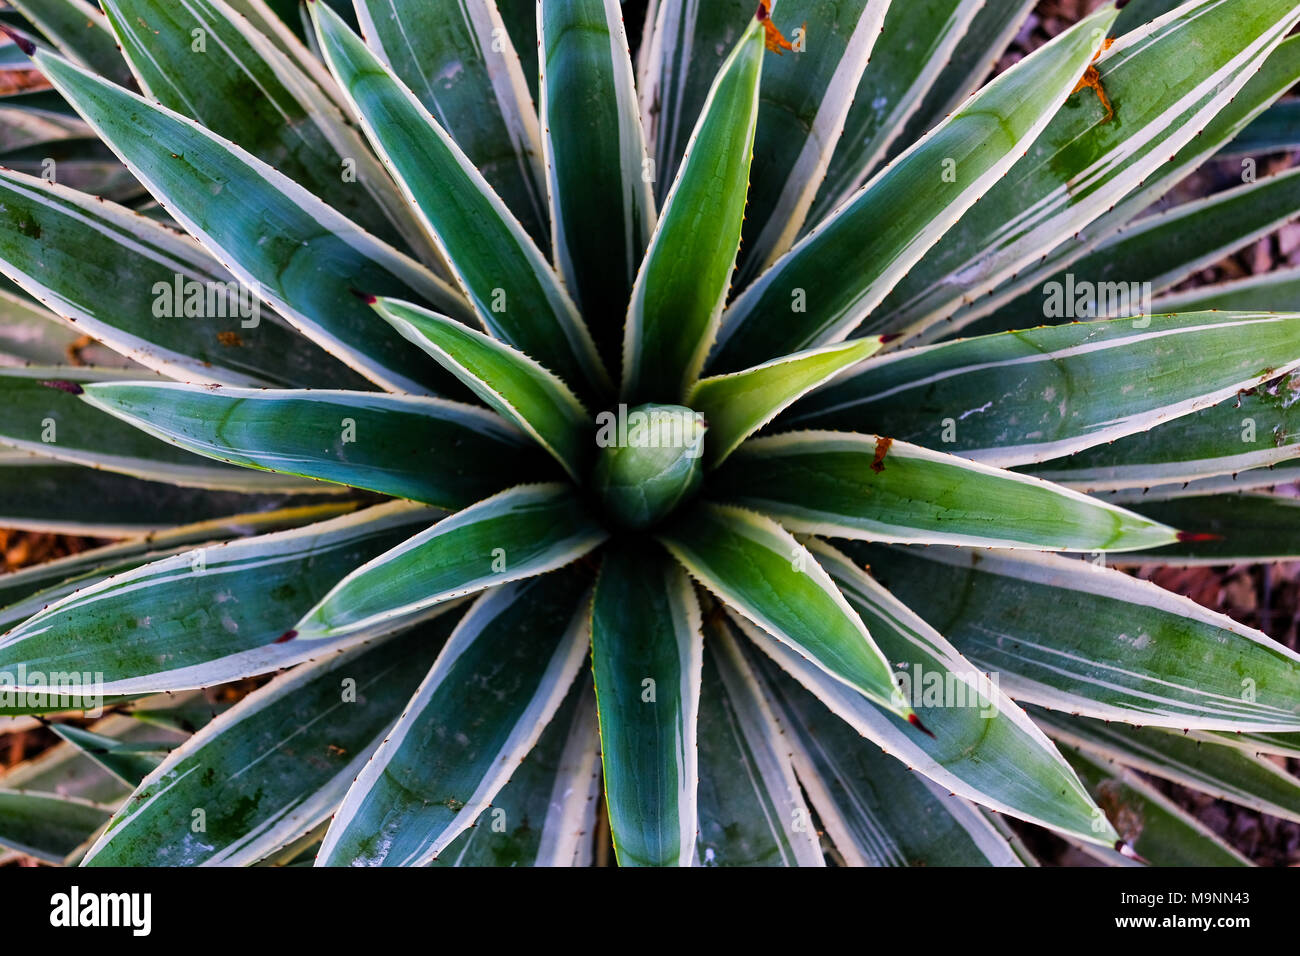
[0,167,360,388]
[8,0,134,86]
[0,368,332,493]
[733,604,1118,848]
[876,0,1300,343]
[695,615,823,867]
[658,502,908,719]
[880,0,1038,170]
[32,47,471,395]
[0,502,353,613]
[47,722,170,787]
[1037,710,1300,826]
[80,380,545,508]
[1061,744,1252,867]
[788,313,1300,469]
[622,9,765,402]
[495,0,538,102]
[1106,460,1300,503]
[762,654,1027,866]
[317,571,592,866]
[962,165,1300,339]
[1223,99,1300,157]
[711,6,1115,372]
[1026,370,1300,493]
[292,484,606,641]
[0,89,88,152]
[0,501,441,694]
[0,789,110,864]
[716,432,1176,551]
[688,337,882,467]
[591,541,702,867]
[354,0,548,245]
[853,542,1300,732]
[540,0,654,367]
[0,287,130,368]
[1154,263,1300,314]
[432,679,602,867]
[813,541,1119,846]
[810,0,981,224]
[1115,493,1300,565]
[735,0,891,285]
[310,1,608,400]
[938,33,1300,344]
[636,0,752,205]
[82,615,458,866]
[0,713,185,804]
[0,461,326,535]
[99,0,432,259]
[372,297,591,481]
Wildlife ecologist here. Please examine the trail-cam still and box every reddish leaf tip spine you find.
[908,713,936,738]
[1176,531,1223,543]
[1115,840,1149,864]
[39,379,84,396]
[274,629,298,644]
[0,25,35,56]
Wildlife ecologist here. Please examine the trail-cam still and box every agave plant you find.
[0,0,1299,869]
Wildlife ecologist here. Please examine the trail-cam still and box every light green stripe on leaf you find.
[311,1,608,400]
[850,541,1300,732]
[32,47,470,395]
[79,380,544,508]
[592,541,702,867]
[716,431,1176,552]
[712,5,1114,373]
[317,572,591,866]
[658,502,907,719]
[622,10,765,402]
[373,297,592,481]
[0,501,442,693]
[539,0,655,367]
[688,337,881,467]
[292,484,606,641]
[82,616,459,866]
[788,313,1300,468]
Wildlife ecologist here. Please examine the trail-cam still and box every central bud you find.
[591,403,708,530]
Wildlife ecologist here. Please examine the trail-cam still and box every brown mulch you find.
[0,529,97,573]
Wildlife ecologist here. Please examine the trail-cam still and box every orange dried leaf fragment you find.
[1072,38,1117,123]
[756,1,792,54]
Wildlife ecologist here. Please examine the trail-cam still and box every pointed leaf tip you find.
[908,713,936,739]
[0,25,35,56]
[275,629,297,644]
[39,380,84,396]
[1176,531,1225,543]
[1116,840,1150,864]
